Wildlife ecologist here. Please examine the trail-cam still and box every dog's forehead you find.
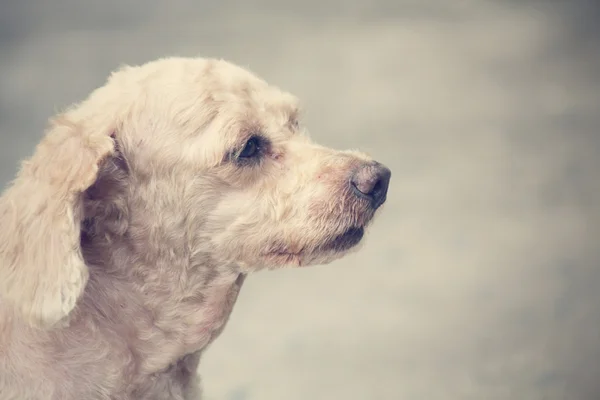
[206,62,300,119]
[117,58,301,152]
[196,60,301,139]
[137,57,300,119]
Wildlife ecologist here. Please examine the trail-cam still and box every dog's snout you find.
[350,162,391,209]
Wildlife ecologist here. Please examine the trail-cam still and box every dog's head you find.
[0,57,390,327]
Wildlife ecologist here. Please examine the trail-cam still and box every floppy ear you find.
[0,115,115,328]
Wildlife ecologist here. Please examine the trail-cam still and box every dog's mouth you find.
[317,226,364,253]
[264,226,365,267]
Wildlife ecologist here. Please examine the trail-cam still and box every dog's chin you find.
[263,226,365,268]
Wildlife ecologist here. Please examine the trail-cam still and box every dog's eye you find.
[239,136,261,159]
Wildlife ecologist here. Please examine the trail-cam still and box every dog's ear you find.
[0,115,115,328]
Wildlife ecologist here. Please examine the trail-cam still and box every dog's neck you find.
[78,154,245,375]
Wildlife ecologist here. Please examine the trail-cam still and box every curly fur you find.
[0,57,390,399]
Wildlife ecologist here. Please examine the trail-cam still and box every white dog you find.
[0,57,391,399]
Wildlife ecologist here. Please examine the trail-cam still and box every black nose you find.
[350,162,391,210]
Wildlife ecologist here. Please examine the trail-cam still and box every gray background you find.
[1,1,599,399]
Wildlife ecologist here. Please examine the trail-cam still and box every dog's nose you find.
[350,162,391,210]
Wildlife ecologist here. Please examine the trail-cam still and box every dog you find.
[0,57,391,399]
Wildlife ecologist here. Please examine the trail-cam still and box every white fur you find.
[0,57,389,399]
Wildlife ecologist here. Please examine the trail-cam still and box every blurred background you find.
[1,1,599,399]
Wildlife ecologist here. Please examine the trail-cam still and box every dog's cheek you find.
[203,196,271,264]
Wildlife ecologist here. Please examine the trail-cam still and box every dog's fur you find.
[0,57,390,399]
